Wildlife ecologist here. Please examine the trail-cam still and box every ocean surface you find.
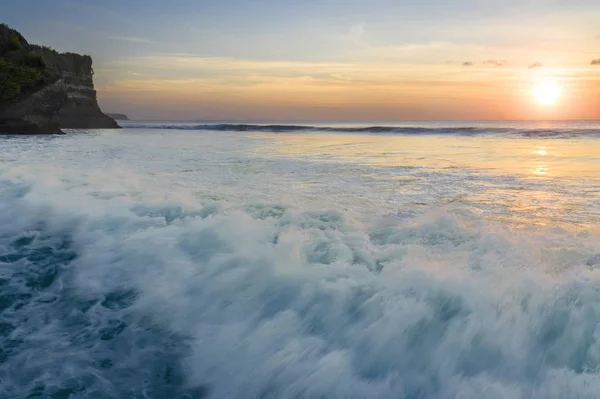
[1,120,600,398]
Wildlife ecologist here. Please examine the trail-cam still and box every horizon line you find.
[116,118,600,123]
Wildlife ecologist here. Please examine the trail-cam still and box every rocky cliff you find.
[0,24,119,133]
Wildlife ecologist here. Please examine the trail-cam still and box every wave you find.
[129,123,600,137]
[2,167,600,398]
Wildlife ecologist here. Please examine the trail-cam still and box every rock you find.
[0,24,119,134]
[0,79,65,134]
[106,113,129,120]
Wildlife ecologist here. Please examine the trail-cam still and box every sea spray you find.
[1,125,600,398]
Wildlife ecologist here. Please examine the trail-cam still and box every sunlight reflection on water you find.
[254,133,600,229]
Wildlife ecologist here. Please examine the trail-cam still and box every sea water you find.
[1,121,600,398]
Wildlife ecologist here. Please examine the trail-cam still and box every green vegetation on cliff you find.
[0,24,48,102]
[30,45,93,76]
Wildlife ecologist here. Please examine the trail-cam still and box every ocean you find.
[1,120,600,398]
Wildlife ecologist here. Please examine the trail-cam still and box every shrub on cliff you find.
[8,36,23,51]
[0,58,45,101]
[0,26,47,102]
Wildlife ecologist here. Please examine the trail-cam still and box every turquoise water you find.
[1,121,600,398]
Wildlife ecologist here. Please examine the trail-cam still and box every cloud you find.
[591,59,600,65]
[109,36,155,44]
[528,62,542,69]
[483,59,507,67]
[460,60,507,67]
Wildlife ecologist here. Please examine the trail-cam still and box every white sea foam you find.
[1,127,600,398]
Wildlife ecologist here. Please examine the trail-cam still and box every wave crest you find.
[129,123,600,138]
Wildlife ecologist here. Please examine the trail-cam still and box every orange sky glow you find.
[7,1,597,120]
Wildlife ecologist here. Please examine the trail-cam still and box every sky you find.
[2,0,599,120]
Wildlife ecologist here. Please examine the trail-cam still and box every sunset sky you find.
[4,0,599,120]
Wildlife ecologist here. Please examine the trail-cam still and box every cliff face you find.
[0,79,66,134]
[30,46,119,129]
[0,24,119,133]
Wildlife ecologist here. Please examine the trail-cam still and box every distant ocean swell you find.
[129,123,600,137]
[2,169,600,398]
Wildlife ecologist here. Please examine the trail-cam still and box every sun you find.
[531,81,561,105]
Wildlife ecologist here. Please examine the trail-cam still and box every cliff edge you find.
[0,24,119,133]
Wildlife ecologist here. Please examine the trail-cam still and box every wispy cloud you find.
[462,60,507,67]
[107,55,361,74]
[528,62,543,69]
[100,54,534,98]
[109,36,156,44]
[483,59,507,67]
[592,58,600,65]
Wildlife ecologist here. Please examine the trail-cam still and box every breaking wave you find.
[128,123,600,138]
[2,126,600,399]
[2,168,600,398]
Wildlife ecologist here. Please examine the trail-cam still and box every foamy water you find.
[1,122,600,398]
